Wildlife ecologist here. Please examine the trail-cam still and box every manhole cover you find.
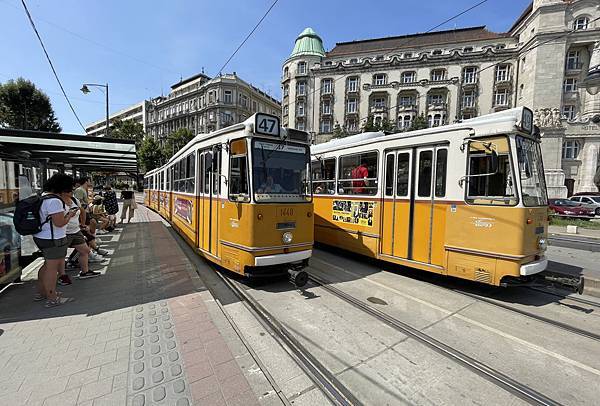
[367,297,388,305]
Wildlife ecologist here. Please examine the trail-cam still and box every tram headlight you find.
[282,232,293,244]
[538,238,547,251]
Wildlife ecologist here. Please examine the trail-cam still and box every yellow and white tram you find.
[311,107,549,287]
[144,113,313,286]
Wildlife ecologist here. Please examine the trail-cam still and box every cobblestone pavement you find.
[0,205,264,406]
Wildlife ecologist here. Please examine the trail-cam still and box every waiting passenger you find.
[119,185,136,223]
[33,173,78,307]
[90,195,112,233]
[73,177,90,209]
[102,186,119,225]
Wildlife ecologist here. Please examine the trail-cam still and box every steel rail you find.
[309,273,562,406]
[213,270,360,406]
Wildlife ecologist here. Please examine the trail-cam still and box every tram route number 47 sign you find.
[332,200,375,227]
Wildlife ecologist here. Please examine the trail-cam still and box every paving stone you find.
[66,367,100,390]
[92,388,126,406]
[194,390,227,406]
[98,358,129,380]
[226,389,261,406]
[189,375,219,400]
[77,377,113,402]
[219,373,252,400]
[88,349,117,369]
[41,387,80,406]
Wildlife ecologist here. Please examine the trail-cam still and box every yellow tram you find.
[144,113,313,285]
[311,107,549,287]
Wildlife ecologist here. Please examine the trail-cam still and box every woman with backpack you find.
[33,173,79,307]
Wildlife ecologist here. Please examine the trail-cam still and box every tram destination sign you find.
[255,113,280,138]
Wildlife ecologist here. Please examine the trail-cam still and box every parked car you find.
[569,195,600,216]
[549,199,595,218]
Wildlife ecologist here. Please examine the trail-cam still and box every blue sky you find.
[0,0,531,134]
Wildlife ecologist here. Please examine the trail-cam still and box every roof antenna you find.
[202,67,205,74]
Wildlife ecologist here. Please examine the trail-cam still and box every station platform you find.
[0,204,271,406]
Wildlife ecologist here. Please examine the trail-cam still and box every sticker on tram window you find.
[255,113,280,137]
[254,141,305,154]
[174,198,193,224]
[332,200,375,227]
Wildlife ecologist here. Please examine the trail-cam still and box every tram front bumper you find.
[254,249,312,267]
[520,256,548,276]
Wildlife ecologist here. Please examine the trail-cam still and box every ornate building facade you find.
[282,0,600,196]
[146,73,280,143]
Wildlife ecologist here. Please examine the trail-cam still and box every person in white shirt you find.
[33,174,78,307]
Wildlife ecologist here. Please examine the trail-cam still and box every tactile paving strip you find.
[127,301,193,406]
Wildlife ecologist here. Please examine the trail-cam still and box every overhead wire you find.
[19,0,87,133]
[216,0,280,76]
[356,14,600,126]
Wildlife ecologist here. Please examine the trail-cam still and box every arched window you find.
[574,17,589,30]
[283,66,289,78]
[562,140,580,159]
[297,61,307,75]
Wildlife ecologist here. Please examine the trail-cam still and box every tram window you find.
[385,155,394,196]
[229,155,249,202]
[417,150,433,197]
[466,137,516,205]
[396,153,410,197]
[187,153,195,193]
[212,149,221,194]
[338,152,378,195]
[311,158,336,195]
[435,149,448,197]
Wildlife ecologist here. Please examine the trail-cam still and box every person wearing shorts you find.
[64,196,102,280]
[33,173,78,307]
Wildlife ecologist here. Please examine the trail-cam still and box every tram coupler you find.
[540,274,585,295]
[288,268,308,288]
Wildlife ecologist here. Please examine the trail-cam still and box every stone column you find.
[576,140,600,193]
[583,41,600,117]
[540,127,568,198]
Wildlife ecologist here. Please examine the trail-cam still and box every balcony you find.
[370,105,388,113]
[397,104,417,112]
[428,102,447,111]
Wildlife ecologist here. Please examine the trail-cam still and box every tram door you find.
[200,149,220,257]
[381,146,447,267]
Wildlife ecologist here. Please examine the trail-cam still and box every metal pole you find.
[105,83,110,137]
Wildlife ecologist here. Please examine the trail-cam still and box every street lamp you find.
[81,83,109,137]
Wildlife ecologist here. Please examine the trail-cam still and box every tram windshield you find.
[516,136,548,206]
[252,140,311,203]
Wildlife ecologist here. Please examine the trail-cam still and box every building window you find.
[322,100,331,115]
[373,97,386,108]
[432,49,442,55]
[462,91,475,108]
[346,118,358,132]
[283,84,289,97]
[399,95,415,106]
[566,51,582,70]
[401,71,416,83]
[562,140,580,159]
[349,58,358,64]
[283,66,289,78]
[495,65,510,82]
[321,119,331,133]
[224,90,233,104]
[463,46,473,53]
[347,98,357,113]
[298,61,307,75]
[427,114,443,128]
[283,105,289,116]
[324,61,332,66]
[463,67,478,84]
[495,44,506,50]
[404,52,413,58]
[574,17,589,30]
[296,121,305,131]
[398,115,413,129]
[562,105,576,120]
[428,94,444,105]
[373,73,386,86]
[347,77,358,92]
[431,69,446,81]
[297,102,305,117]
[322,79,333,94]
[375,55,384,61]
[494,89,509,106]
[563,78,578,92]
[297,81,306,96]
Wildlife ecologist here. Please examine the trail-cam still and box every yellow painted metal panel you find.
[430,203,447,267]
[411,201,431,263]
[392,200,411,259]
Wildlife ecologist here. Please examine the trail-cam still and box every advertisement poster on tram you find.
[332,200,374,227]
[174,198,193,224]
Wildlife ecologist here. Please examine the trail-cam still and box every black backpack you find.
[13,194,65,237]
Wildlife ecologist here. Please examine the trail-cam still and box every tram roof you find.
[312,107,534,155]
[0,128,137,172]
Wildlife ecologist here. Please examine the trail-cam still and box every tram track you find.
[522,286,600,309]
[307,272,562,406]
[212,269,360,406]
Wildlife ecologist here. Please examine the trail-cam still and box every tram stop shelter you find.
[0,127,138,177]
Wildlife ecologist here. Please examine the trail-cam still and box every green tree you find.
[361,115,377,132]
[332,122,348,139]
[138,137,165,172]
[0,77,61,132]
[380,117,396,132]
[408,114,429,131]
[163,128,194,160]
[110,118,144,147]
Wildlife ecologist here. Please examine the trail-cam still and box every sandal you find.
[45,296,74,308]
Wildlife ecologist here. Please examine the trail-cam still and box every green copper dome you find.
[289,27,325,59]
